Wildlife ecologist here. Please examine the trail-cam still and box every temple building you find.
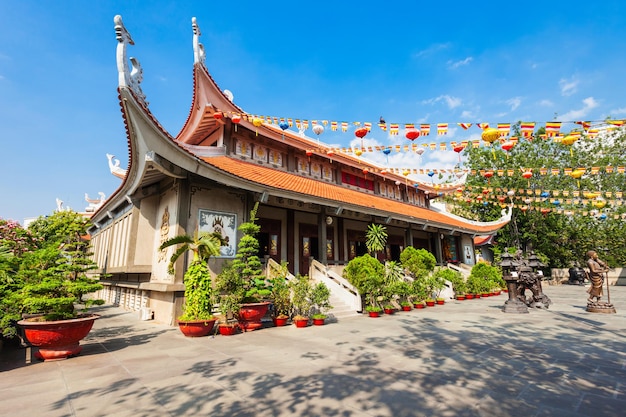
[88,16,511,325]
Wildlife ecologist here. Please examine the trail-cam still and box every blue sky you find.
[2,1,626,223]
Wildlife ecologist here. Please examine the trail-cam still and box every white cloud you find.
[559,97,599,121]
[506,97,522,111]
[447,57,473,69]
[460,110,475,119]
[414,43,451,58]
[559,76,579,96]
[422,95,462,109]
[539,99,554,107]
[610,107,626,115]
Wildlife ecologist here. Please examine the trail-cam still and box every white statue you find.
[106,153,127,179]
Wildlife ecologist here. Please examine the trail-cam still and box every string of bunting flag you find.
[219,110,625,140]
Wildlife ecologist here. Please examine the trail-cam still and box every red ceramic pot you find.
[312,317,326,326]
[384,308,395,315]
[466,294,475,300]
[273,316,288,327]
[368,311,380,317]
[294,318,309,328]
[457,295,466,300]
[414,303,425,309]
[18,314,100,360]
[238,302,270,331]
[218,325,238,336]
[177,318,217,337]
[426,301,435,307]
[402,305,412,311]
[436,299,445,305]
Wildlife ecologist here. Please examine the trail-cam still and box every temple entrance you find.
[299,223,319,275]
[258,218,281,264]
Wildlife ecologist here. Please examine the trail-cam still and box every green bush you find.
[343,254,384,309]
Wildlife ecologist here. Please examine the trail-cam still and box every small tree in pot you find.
[310,282,332,324]
[160,231,225,337]
[12,211,105,360]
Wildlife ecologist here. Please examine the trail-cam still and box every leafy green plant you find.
[232,202,270,303]
[269,262,291,318]
[343,254,384,309]
[400,247,436,279]
[290,274,313,319]
[215,261,243,322]
[432,267,463,296]
[310,282,332,319]
[2,212,105,332]
[467,261,501,294]
[160,230,225,321]
[366,223,388,258]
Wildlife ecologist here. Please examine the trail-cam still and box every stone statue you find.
[585,250,616,313]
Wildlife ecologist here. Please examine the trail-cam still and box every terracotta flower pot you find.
[218,324,238,336]
[273,316,288,327]
[294,318,309,328]
[177,318,217,337]
[368,311,380,317]
[482,293,490,298]
[414,303,425,309]
[401,305,412,311]
[426,301,435,307]
[466,294,475,300]
[312,317,326,326]
[384,308,395,315]
[456,295,466,300]
[18,314,99,361]
[238,302,270,331]
[436,299,445,305]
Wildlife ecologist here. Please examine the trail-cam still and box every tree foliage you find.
[453,124,626,268]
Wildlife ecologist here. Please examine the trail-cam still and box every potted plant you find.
[425,298,436,307]
[290,274,312,327]
[13,212,105,360]
[232,202,271,331]
[268,262,292,326]
[214,261,243,335]
[343,253,384,314]
[365,305,382,317]
[400,301,412,311]
[310,281,332,325]
[468,262,499,299]
[160,230,225,337]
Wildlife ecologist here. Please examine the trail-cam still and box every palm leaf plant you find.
[159,231,225,321]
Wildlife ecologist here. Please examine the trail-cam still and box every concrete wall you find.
[550,267,626,285]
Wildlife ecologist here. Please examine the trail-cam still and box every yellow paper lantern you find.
[481,128,499,144]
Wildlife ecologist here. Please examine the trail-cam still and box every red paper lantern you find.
[405,129,420,141]
[306,150,314,157]
[362,168,369,175]
[483,171,494,179]
[355,127,368,138]
[231,114,241,124]
[213,111,223,120]
[501,141,515,152]
[522,170,532,180]
[453,144,465,153]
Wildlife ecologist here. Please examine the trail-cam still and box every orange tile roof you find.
[201,156,509,234]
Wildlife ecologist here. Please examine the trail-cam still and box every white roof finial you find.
[192,17,206,66]
[115,15,148,107]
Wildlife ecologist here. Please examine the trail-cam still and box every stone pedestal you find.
[502,276,528,314]
[586,302,617,314]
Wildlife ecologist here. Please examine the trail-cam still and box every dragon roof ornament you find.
[114,15,148,107]
[192,17,206,66]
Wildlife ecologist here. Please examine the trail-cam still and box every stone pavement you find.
[1,284,625,417]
